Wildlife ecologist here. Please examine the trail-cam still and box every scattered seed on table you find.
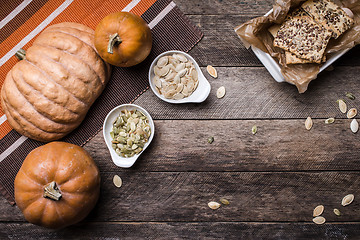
[346,92,356,100]
[305,117,313,130]
[325,118,335,124]
[350,119,359,133]
[313,205,324,217]
[208,136,214,144]
[313,216,326,225]
[220,198,230,205]
[207,65,217,78]
[337,99,347,113]
[252,125,257,135]
[216,86,226,99]
[342,194,354,206]
[333,208,341,216]
[113,175,122,188]
[208,201,221,210]
[347,108,357,119]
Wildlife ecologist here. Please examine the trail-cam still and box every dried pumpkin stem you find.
[15,48,26,60]
[43,181,62,201]
[108,33,122,54]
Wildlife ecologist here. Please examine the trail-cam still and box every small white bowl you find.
[103,104,155,168]
[149,50,211,104]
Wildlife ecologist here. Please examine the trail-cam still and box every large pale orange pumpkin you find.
[0,22,111,142]
[14,142,101,229]
[94,12,152,67]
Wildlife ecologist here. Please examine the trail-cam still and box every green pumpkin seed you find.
[325,118,335,124]
[333,208,341,216]
[346,92,355,100]
[252,125,257,135]
[208,136,214,144]
[220,198,229,205]
[110,109,151,158]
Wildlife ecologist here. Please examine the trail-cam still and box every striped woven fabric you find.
[0,0,203,204]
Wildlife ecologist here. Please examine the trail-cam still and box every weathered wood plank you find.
[84,119,360,172]
[176,0,274,16]
[136,66,360,119]
[183,15,360,67]
[172,14,360,67]
[1,222,360,239]
[187,15,262,67]
[2,172,359,222]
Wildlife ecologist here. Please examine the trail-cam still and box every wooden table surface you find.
[2,0,360,239]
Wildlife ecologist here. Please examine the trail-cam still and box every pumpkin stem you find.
[107,33,122,54]
[43,181,62,201]
[15,48,26,60]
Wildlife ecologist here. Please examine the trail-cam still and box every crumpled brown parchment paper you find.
[234,0,360,93]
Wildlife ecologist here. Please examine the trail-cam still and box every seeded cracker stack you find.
[302,0,354,39]
[272,0,354,65]
[274,16,332,64]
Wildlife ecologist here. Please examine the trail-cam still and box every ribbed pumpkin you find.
[94,12,152,67]
[0,22,111,142]
[14,142,101,229]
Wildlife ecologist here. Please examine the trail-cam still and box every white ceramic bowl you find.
[149,50,211,103]
[103,104,155,168]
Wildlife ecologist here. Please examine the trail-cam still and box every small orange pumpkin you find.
[14,142,101,229]
[94,12,152,67]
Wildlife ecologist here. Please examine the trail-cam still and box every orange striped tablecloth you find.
[0,0,203,204]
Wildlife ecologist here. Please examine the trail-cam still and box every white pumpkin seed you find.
[350,119,358,133]
[341,194,354,206]
[157,56,169,67]
[177,69,188,78]
[207,65,217,78]
[313,205,324,217]
[337,99,347,113]
[164,89,177,99]
[154,66,162,77]
[154,77,162,89]
[113,175,122,188]
[313,216,326,225]
[174,54,188,62]
[216,86,226,99]
[161,65,171,77]
[333,208,341,216]
[175,83,184,93]
[190,68,198,81]
[347,108,357,119]
[164,71,176,81]
[220,198,229,205]
[305,117,313,130]
[208,201,221,210]
[175,63,185,72]
[173,93,184,100]
[325,118,335,124]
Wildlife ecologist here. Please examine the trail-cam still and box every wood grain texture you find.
[2,0,360,238]
[176,0,274,15]
[1,172,359,222]
[136,66,360,119]
[1,222,360,239]
[81,120,360,172]
[183,15,360,67]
